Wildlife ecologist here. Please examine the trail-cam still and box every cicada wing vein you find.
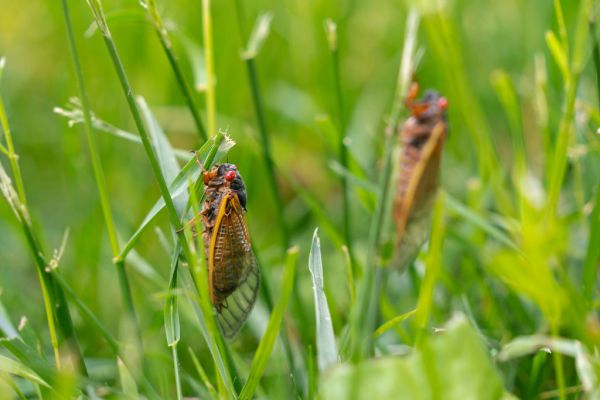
[209,192,260,338]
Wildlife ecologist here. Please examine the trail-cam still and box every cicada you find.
[393,82,448,269]
[200,163,260,338]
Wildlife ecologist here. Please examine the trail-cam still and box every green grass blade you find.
[188,347,217,398]
[202,0,217,137]
[239,246,299,400]
[414,192,446,346]
[242,13,273,60]
[308,229,338,372]
[164,243,181,347]
[374,309,416,338]
[445,194,520,253]
[583,185,600,303]
[117,357,139,399]
[137,96,186,213]
[0,355,50,389]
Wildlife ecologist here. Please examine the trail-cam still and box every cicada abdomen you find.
[393,82,448,269]
[201,163,260,338]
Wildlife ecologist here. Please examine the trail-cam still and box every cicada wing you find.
[209,194,260,338]
[395,122,446,239]
[392,122,446,270]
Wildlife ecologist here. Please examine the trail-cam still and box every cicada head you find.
[402,83,449,147]
[203,163,248,209]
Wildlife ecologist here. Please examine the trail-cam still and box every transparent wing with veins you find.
[209,192,260,338]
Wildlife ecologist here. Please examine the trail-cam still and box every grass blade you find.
[0,355,50,389]
[414,192,446,346]
[308,229,338,372]
[117,357,139,399]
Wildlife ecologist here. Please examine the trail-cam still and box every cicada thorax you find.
[200,163,260,338]
[392,83,448,269]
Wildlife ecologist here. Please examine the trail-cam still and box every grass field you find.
[0,0,599,398]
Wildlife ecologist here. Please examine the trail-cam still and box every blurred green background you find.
[0,0,599,398]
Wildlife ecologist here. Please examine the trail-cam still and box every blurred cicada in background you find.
[200,163,260,338]
[393,82,448,269]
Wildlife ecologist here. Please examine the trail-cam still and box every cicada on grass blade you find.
[200,163,260,338]
[392,82,448,269]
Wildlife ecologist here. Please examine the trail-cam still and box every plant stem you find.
[202,0,217,137]
[551,325,566,400]
[61,0,143,355]
[326,19,355,276]
[145,0,207,141]
[244,57,289,249]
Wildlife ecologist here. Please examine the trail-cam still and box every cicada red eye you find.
[225,171,236,181]
[438,97,448,111]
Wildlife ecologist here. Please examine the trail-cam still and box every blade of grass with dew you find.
[141,0,207,140]
[60,0,144,367]
[346,8,419,361]
[239,246,299,400]
[164,242,183,400]
[308,229,338,372]
[414,191,446,347]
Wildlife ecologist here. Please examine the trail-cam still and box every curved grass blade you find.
[0,355,50,389]
[308,229,338,372]
[137,96,184,212]
[239,246,299,400]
